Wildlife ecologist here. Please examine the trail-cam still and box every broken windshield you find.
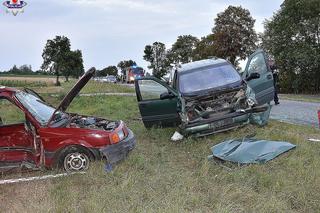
[15,91,56,126]
[179,63,242,94]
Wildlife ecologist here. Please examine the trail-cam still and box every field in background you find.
[0,84,320,212]
[0,76,55,87]
[0,76,135,94]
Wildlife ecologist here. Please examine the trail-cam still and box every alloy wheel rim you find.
[64,152,89,172]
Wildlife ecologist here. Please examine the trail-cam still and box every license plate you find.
[210,118,233,129]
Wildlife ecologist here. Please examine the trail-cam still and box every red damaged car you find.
[0,68,136,172]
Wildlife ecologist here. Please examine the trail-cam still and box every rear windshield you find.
[179,64,241,94]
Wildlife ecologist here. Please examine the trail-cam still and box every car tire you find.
[58,146,93,172]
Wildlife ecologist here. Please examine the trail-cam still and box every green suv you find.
[134,50,275,137]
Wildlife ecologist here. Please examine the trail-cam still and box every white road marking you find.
[0,172,86,185]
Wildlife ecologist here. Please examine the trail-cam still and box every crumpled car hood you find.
[208,138,296,164]
[48,68,96,125]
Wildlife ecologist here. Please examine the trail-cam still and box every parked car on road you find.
[94,75,118,83]
[101,75,117,83]
[0,68,136,172]
[134,50,275,137]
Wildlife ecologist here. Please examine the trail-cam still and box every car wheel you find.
[59,146,92,172]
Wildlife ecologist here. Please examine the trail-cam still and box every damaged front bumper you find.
[181,105,270,137]
[99,129,136,164]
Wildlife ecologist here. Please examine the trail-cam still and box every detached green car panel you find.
[135,50,275,136]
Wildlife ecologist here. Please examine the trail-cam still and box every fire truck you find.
[123,65,145,83]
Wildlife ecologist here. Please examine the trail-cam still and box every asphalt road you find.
[270,100,320,128]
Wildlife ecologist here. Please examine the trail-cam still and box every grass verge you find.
[0,95,320,212]
[280,94,320,103]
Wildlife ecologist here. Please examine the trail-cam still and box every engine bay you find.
[68,115,119,131]
[180,87,249,124]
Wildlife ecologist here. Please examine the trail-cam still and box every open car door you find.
[243,49,275,105]
[135,77,180,128]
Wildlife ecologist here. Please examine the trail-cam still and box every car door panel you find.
[135,77,180,128]
[244,49,275,105]
[0,97,39,169]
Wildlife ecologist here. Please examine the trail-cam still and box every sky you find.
[0,0,283,72]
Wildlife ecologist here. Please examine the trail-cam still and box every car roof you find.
[177,58,228,73]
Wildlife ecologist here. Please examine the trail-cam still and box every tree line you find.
[143,1,320,94]
[143,5,257,78]
[2,0,318,93]
[0,64,48,75]
[261,0,320,94]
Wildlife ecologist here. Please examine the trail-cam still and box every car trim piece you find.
[0,147,33,152]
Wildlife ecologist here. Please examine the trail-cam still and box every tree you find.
[63,50,85,80]
[143,42,171,78]
[19,65,32,74]
[117,60,136,76]
[99,66,118,76]
[170,35,199,64]
[212,6,257,66]
[262,0,320,94]
[41,36,71,85]
[9,65,20,74]
[193,34,217,60]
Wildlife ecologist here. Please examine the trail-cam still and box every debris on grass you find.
[171,131,184,141]
[208,138,296,164]
[104,163,113,173]
[308,138,320,142]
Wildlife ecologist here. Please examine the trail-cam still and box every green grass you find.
[1,91,320,212]
[0,77,134,94]
[0,99,25,124]
[280,94,320,103]
[31,80,135,95]
[0,79,48,87]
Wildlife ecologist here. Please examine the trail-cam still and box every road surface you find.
[270,100,320,127]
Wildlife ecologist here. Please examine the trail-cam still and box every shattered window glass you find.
[138,80,168,100]
[15,91,56,125]
[247,53,268,74]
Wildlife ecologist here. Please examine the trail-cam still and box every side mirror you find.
[246,72,260,81]
[160,91,175,100]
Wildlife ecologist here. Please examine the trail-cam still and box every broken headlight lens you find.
[247,98,255,107]
[117,129,125,141]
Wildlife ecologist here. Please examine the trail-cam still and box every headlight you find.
[117,129,125,140]
[110,129,126,144]
[247,98,255,107]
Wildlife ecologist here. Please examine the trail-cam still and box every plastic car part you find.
[171,131,184,141]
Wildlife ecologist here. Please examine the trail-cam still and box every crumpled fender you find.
[246,86,272,126]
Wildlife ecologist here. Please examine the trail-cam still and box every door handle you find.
[267,74,272,79]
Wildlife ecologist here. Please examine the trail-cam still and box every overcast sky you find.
[0,0,282,72]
